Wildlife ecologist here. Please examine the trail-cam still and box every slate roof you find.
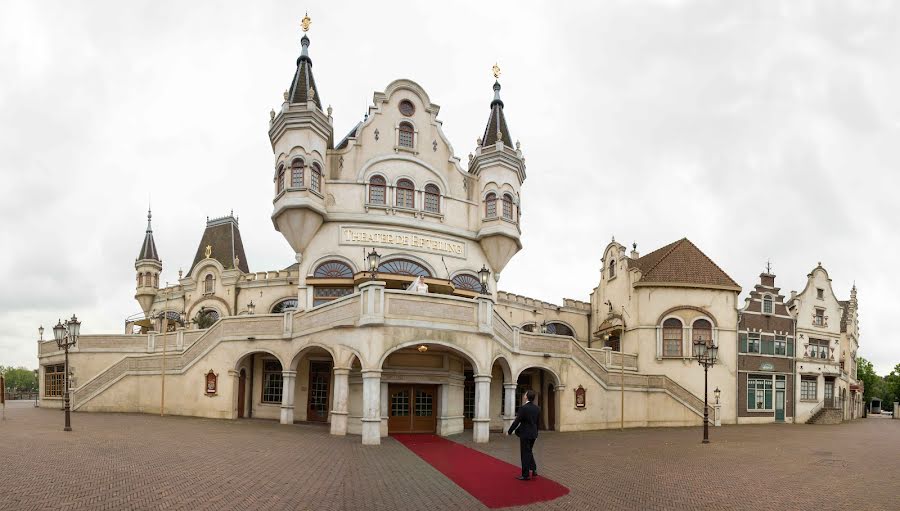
[335,122,361,150]
[480,81,512,147]
[627,238,740,290]
[188,215,250,274]
[287,35,322,109]
[137,210,160,262]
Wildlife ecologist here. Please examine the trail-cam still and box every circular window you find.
[399,100,415,117]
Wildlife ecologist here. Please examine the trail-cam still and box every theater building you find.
[37,20,800,443]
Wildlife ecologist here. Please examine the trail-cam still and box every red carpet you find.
[393,434,569,509]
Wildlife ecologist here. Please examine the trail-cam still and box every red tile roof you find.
[628,238,740,290]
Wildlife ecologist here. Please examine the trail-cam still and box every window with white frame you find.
[763,295,773,314]
[747,375,773,410]
[800,377,817,400]
[261,359,283,403]
[774,336,787,356]
[662,318,683,357]
[748,333,760,353]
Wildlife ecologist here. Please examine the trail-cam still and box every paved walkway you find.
[1,401,897,510]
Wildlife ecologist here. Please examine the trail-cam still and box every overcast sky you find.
[1,1,898,374]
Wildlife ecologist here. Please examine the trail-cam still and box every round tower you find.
[134,208,161,317]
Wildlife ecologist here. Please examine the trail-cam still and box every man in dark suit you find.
[507,389,540,480]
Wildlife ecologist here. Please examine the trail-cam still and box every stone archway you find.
[233,350,286,421]
[513,365,563,431]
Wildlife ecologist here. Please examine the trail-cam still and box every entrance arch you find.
[233,350,286,421]
[513,366,562,431]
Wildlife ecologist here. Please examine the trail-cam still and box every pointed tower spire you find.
[287,13,322,109]
[137,207,160,262]
[480,63,512,147]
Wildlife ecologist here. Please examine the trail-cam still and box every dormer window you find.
[763,295,773,314]
[816,288,824,299]
[204,274,215,294]
[396,179,414,208]
[608,258,616,279]
[399,122,414,148]
[485,193,497,218]
[369,175,386,205]
[814,308,825,327]
[290,159,304,188]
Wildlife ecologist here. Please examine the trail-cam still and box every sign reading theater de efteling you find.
[340,226,466,258]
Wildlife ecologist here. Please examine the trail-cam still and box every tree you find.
[884,363,900,406]
[857,357,880,403]
[0,366,38,391]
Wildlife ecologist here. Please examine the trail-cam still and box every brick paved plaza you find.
[1,401,897,510]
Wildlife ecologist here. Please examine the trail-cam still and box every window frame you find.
[204,274,215,294]
[424,184,441,214]
[43,364,65,397]
[398,122,415,149]
[662,318,683,358]
[501,193,514,220]
[484,192,497,218]
[368,175,387,205]
[276,164,285,194]
[290,158,304,189]
[310,163,322,195]
[395,179,415,209]
[261,359,283,404]
[762,295,773,314]
[747,374,774,411]
[800,377,817,401]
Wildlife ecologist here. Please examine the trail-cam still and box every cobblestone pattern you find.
[1,401,897,510]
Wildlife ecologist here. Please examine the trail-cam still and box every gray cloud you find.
[1,1,897,374]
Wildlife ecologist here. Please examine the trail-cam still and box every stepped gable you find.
[628,238,740,290]
[188,214,250,274]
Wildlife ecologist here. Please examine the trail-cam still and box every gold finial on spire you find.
[301,12,312,32]
[492,62,501,80]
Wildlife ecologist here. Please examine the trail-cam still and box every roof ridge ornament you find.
[301,12,311,33]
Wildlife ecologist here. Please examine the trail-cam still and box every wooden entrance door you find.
[388,384,437,433]
[307,361,331,422]
[237,369,246,418]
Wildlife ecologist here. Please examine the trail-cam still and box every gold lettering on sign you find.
[340,227,466,258]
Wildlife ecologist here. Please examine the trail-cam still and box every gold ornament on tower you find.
[204,244,212,258]
[301,13,311,32]
[492,62,501,79]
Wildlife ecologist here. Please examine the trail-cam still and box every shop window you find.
[261,359,283,403]
[747,375,773,410]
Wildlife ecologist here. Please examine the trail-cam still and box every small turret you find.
[470,64,526,280]
[269,13,333,267]
[135,208,162,316]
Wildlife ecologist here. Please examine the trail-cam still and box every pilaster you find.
[280,370,297,425]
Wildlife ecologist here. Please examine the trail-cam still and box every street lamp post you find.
[366,248,381,281]
[52,315,81,432]
[33,368,39,407]
[692,337,718,444]
[478,265,491,295]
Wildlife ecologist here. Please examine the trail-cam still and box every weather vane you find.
[765,259,772,274]
[301,12,311,32]
[492,62,501,80]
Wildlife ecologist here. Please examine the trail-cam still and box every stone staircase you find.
[807,407,843,425]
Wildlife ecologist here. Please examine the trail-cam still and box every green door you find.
[775,377,786,422]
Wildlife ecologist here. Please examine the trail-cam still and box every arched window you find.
[204,274,215,294]
[153,274,158,288]
[502,194,514,220]
[290,159,304,188]
[424,184,440,213]
[271,298,299,314]
[310,164,322,194]
[692,319,713,356]
[546,322,574,337]
[485,193,497,218]
[662,318,683,357]
[276,165,285,194]
[399,122,414,148]
[763,295,773,314]
[136,273,141,287]
[609,259,616,279]
[314,260,354,278]
[378,258,431,277]
[451,273,481,291]
[396,179,415,209]
[521,323,536,333]
[369,175,386,205]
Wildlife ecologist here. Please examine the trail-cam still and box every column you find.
[473,374,491,443]
[503,383,517,431]
[329,367,350,435]
[361,370,382,445]
[280,370,297,425]
[380,382,389,437]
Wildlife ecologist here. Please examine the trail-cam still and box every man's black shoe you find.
[516,476,531,481]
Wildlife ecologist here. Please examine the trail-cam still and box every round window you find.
[399,99,415,117]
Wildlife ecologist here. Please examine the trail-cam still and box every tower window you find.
[369,175,386,205]
[310,164,322,194]
[424,184,440,213]
[485,193,497,218]
[396,179,414,209]
[204,274,215,294]
[276,165,285,194]
[763,295,773,314]
[399,122,414,148]
[290,159,304,188]
[608,259,616,279]
[502,193,514,220]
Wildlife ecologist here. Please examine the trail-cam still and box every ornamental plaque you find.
[339,225,466,259]
[574,385,586,409]
[205,370,218,396]
[760,362,775,371]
